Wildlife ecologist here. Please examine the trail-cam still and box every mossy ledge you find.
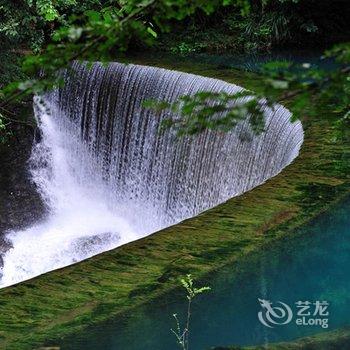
[0,58,349,350]
[213,327,350,350]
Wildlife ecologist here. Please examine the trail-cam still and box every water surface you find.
[57,196,350,349]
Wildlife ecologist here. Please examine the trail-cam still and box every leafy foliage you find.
[158,0,350,54]
[145,42,350,137]
[171,274,210,350]
[0,0,95,53]
[0,0,255,143]
[1,1,244,98]
[0,0,349,143]
[144,90,269,136]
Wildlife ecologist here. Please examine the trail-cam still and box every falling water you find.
[0,62,303,287]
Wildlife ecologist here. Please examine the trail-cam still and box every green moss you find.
[0,59,349,350]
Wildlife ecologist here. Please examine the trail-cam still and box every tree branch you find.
[0,0,156,109]
[0,107,35,129]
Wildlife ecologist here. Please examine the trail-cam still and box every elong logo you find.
[258,299,329,329]
[258,299,293,328]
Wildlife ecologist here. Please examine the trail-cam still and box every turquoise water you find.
[57,196,350,349]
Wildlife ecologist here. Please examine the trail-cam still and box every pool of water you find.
[56,196,350,349]
[183,48,337,72]
[128,47,337,73]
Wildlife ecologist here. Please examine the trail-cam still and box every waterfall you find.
[0,62,303,287]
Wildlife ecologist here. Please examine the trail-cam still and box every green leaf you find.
[269,79,289,89]
[147,27,157,38]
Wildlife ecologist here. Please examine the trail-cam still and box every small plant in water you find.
[171,274,211,350]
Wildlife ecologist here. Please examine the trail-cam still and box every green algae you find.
[0,58,349,350]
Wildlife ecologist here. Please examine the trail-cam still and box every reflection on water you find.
[57,196,350,350]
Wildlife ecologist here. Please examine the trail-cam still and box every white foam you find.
[0,98,138,287]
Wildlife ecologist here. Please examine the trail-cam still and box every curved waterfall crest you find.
[52,61,304,227]
[0,62,304,287]
[51,61,303,228]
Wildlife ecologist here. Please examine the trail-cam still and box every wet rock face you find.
[0,123,45,252]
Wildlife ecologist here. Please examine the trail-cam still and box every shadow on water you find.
[57,196,350,350]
